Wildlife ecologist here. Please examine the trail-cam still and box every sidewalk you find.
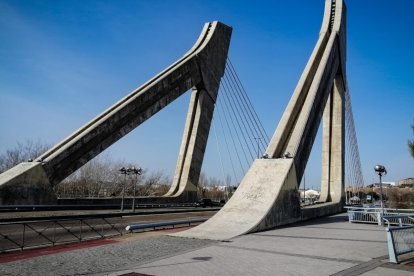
[110,214,414,276]
[1,213,414,276]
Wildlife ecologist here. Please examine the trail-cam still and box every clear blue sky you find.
[0,0,413,188]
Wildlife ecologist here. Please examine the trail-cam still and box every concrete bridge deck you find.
[1,213,414,276]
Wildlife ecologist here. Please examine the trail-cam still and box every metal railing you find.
[126,218,207,232]
[0,217,124,253]
[384,215,414,263]
[0,203,205,212]
[346,207,414,226]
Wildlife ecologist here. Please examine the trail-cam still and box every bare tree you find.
[0,139,50,173]
[2,141,226,199]
[55,154,136,198]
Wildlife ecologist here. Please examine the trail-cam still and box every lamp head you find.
[374,164,387,176]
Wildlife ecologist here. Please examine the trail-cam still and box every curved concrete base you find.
[0,162,57,205]
[173,159,302,240]
[173,158,344,241]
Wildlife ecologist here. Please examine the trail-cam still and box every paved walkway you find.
[1,213,414,275]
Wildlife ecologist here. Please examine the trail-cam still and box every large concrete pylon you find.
[0,21,232,205]
[175,0,347,240]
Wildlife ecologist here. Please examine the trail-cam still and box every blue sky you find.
[0,0,413,188]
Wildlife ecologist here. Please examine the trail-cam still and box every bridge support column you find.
[166,85,218,202]
[175,0,349,240]
[0,21,231,205]
[320,76,345,203]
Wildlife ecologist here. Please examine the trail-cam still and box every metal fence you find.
[346,207,414,226]
[0,217,124,252]
[126,218,207,232]
[385,216,414,263]
[346,207,414,263]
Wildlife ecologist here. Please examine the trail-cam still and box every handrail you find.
[382,215,414,228]
[0,203,202,212]
[345,206,414,213]
[0,217,124,252]
[1,216,208,252]
[0,208,220,223]
[386,223,414,263]
[347,207,414,226]
[126,218,207,232]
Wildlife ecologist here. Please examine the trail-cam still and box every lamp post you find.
[119,167,127,212]
[374,164,387,214]
[130,167,142,212]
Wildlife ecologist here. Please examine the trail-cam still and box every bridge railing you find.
[383,215,414,263]
[346,207,414,263]
[0,216,208,253]
[346,207,414,226]
[0,217,125,253]
[125,218,207,232]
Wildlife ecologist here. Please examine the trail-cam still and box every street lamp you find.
[129,167,142,212]
[374,164,387,213]
[119,167,128,212]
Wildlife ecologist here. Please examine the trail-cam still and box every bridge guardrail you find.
[0,217,124,253]
[0,215,210,253]
[126,218,207,232]
[346,207,414,226]
[383,215,414,263]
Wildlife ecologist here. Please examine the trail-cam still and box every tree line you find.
[0,140,229,200]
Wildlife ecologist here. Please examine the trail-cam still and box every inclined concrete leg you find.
[320,75,345,203]
[330,77,345,203]
[0,162,56,205]
[320,92,332,202]
[167,85,217,201]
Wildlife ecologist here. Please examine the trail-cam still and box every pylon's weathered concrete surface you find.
[0,162,56,205]
[176,159,301,240]
[0,21,232,205]
[176,0,348,240]
[320,77,345,202]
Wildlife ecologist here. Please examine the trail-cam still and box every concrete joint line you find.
[330,256,388,276]
[217,244,362,265]
[251,233,388,244]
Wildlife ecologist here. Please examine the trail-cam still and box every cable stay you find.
[344,85,364,201]
[209,58,270,187]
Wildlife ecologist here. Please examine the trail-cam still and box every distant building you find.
[367,183,393,189]
[399,177,414,188]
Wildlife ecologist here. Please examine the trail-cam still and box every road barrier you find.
[126,218,207,232]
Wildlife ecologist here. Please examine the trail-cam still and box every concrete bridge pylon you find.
[0,22,232,205]
[175,0,348,240]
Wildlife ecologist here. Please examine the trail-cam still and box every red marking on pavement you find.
[0,239,119,264]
